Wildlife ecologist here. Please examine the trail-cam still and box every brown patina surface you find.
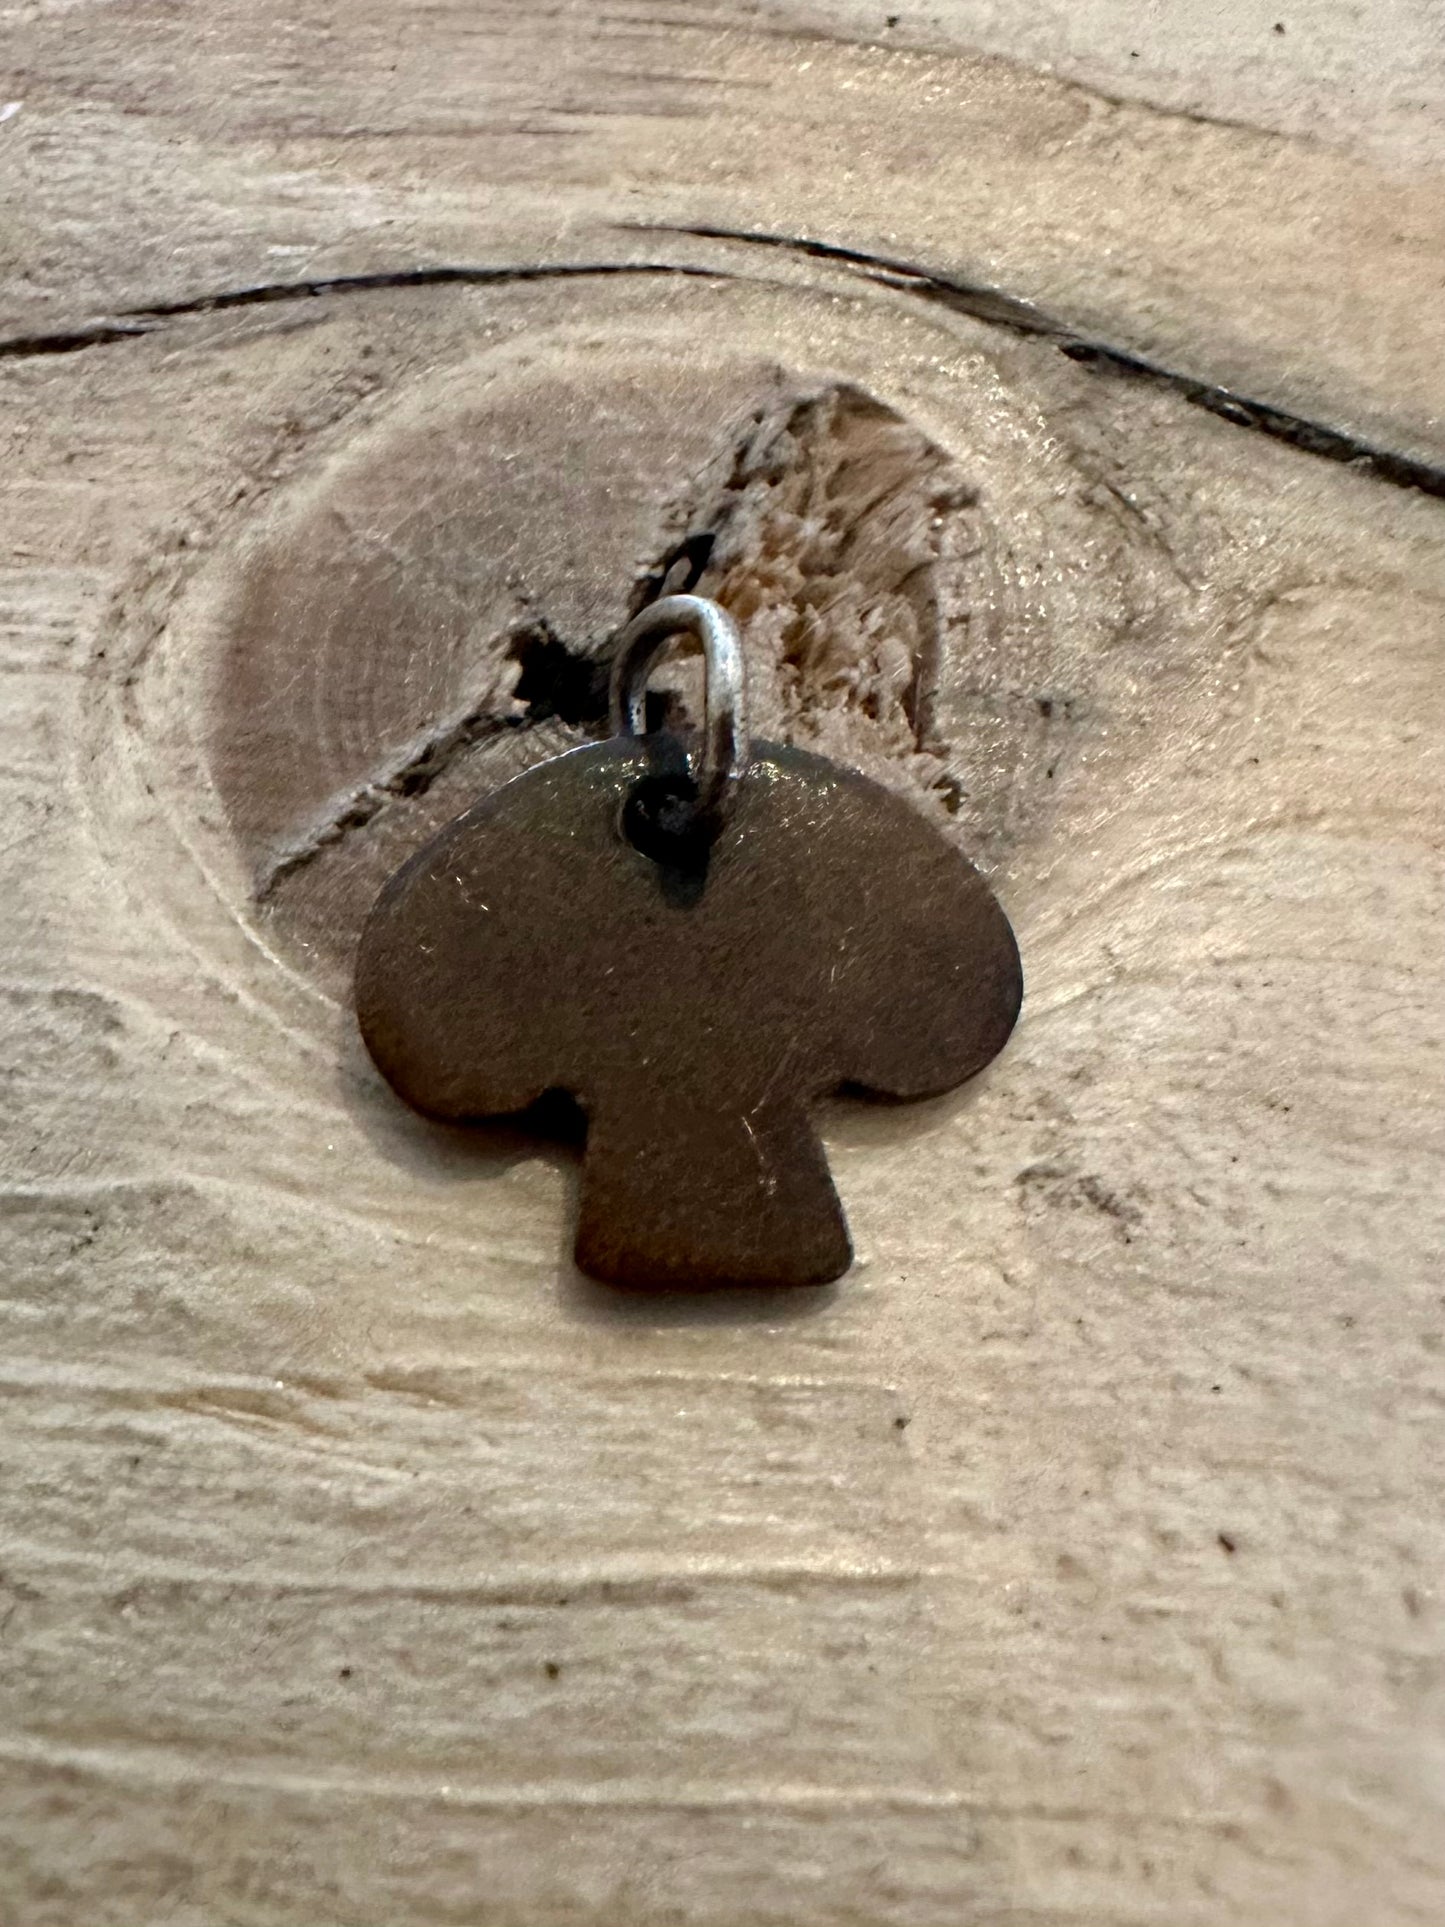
[357,736,1022,1286]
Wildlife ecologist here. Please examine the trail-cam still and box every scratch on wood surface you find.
[0,1731,1278,1838]
[0,1731,980,1811]
[0,1548,928,1602]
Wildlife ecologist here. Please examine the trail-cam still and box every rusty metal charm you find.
[356,595,1022,1288]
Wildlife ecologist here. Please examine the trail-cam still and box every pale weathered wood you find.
[0,6,1442,1925]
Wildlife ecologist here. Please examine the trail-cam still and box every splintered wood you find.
[0,4,1441,1923]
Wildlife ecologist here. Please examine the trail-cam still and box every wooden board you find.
[1,6,1442,1924]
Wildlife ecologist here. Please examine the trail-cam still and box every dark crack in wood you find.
[632,223,1445,504]
[0,262,723,361]
[253,696,523,902]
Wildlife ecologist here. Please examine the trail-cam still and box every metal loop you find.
[609,594,749,825]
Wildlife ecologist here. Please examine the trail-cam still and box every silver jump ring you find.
[609,594,749,824]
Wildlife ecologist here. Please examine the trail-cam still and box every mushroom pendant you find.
[356,596,1022,1289]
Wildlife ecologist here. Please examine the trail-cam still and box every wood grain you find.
[0,4,1441,1924]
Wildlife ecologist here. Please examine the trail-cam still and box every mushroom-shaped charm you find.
[357,597,1022,1288]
